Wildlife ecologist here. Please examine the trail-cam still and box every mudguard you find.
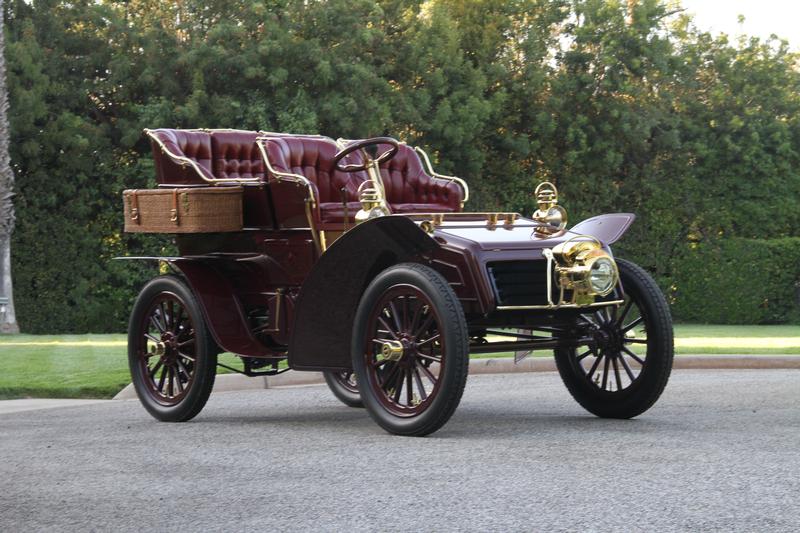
[117,257,274,358]
[569,213,636,245]
[288,216,439,371]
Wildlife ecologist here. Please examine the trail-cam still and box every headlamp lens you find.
[589,258,616,295]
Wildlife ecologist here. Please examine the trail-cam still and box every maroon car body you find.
[122,129,673,436]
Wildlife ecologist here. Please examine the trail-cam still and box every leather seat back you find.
[148,129,215,185]
[261,136,368,203]
[209,130,266,181]
[344,140,462,212]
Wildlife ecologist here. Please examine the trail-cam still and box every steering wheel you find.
[333,137,399,173]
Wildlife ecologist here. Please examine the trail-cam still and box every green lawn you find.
[0,325,798,400]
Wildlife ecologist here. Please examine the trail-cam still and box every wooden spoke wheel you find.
[352,263,469,437]
[555,259,673,419]
[323,370,364,408]
[128,276,217,422]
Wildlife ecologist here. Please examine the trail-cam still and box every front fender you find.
[288,216,438,371]
[569,213,636,245]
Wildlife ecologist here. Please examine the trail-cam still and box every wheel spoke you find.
[413,367,427,401]
[626,338,648,345]
[416,334,440,347]
[178,351,195,362]
[622,346,645,365]
[377,317,399,340]
[150,314,165,334]
[416,352,442,364]
[576,348,594,361]
[406,371,413,405]
[387,301,403,335]
[417,361,438,384]
[612,357,623,391]
[392,371,404,403]
[616,299,633,326]
[587,353,604,381]
[380,364,400,390]
[413,313,434,340]
[618,351,636,380]
[601,356,610,390]
[174,366,184,393]
[144,333,160,344]
[409,302,422,338]
[157,365,168,392]
[149,359,163,378]
[623,316,644,333]
[172,306,185,334]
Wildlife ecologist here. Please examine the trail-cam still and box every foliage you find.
[669,238,800,324]
[3,0,799,332]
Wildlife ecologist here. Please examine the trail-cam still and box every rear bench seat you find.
[145,129,466,228]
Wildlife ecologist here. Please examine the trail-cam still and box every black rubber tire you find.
[352,263,469,437]
[554,259,673,419]
[128,275,217,422]
[323,371,364,408]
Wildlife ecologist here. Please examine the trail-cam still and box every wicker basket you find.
[123,187,243,233]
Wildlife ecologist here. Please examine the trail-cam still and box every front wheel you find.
[555,259,673,419]
[352,263,469,436]
[128,275,218,422]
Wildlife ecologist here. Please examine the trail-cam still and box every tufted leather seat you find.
[343,140,464,214]
[148,128,216,184]
[259,136,369,224]
[210,130,266,181]
[146,129,464,228]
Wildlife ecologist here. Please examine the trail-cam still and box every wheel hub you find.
[593,325,623,356]
[381,340,404,362]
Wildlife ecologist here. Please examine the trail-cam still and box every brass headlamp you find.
[551,236,619,305]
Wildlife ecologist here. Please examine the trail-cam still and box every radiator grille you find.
[487,260,555,306]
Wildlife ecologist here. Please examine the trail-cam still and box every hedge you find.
[668,238,800,324]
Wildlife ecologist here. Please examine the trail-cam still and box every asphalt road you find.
[1,370,798,532]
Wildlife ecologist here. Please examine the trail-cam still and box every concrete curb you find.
[112,355,800,400]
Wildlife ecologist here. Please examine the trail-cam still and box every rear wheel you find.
[555,259,673,418]
[323,370,363,408]
[128,276,217,422]
[352,263,469,436]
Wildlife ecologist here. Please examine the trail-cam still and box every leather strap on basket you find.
[171,189,179,225]
[129,191,140,225]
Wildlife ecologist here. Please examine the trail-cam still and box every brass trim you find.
[414,146,470,206]
[143,129,263,186]
[496,299,624,311]
[304,198,323,256]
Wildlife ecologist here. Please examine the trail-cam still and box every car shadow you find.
[193,403,676,438]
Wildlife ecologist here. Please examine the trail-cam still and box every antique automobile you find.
[120,129,674,437]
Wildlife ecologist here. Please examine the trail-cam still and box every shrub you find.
[668,238,800,324]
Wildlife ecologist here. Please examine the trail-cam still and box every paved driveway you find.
[1,370,798,532]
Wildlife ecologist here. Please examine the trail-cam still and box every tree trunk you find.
[0,0,19,334]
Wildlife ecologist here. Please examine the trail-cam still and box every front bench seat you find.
[339,139,466,214]
[259,136,369,226]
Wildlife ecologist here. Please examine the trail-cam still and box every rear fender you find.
[288,216,439,371]
[120,257,275,357]
[569,213,636,245]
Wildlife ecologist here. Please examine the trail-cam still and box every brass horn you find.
[531,181,567,235]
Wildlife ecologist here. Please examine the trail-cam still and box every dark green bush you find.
[668,238,800,324]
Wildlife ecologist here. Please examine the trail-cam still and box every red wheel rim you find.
[333,371,359,394]
[362,284,445,417]
[135,292,198,405]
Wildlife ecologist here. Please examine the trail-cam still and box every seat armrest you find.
[414,146,469,207]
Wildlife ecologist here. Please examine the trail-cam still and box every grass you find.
[0,324,798,400]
